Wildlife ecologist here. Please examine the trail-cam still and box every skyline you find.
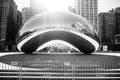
[15,0,120,13]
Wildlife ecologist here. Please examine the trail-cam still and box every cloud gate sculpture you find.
[17,11,99,54]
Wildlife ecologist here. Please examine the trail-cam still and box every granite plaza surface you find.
[0,52,120,80]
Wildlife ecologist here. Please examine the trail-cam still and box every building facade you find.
[99,12,116,51]
[114,7,120,50]
[74,0,98,31]
[0,0,9,47]
[99,7,120,51]
[30,0,47,16]
[0,0,22,51]
[0,0,11,50]
[17,11,22,31]
[68,6,76,13]
[22,0,47,24]
[22,7,31,24]
[115,7,120,35]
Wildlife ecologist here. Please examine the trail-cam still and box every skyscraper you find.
[22,7,31,24]
[74,0,98,30]
[17,11,22,31]
[68,6,76,13]
[114,7,120,50]
[6,0,18,51]
[0,0,20,51]
[30,0,47,16]
[99,12,115,50]
[99,7,120,51]
[115,7,120,35]
[0,0,9,42]
[22,0,47,24]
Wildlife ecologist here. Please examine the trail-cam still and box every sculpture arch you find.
[17,11,99,54]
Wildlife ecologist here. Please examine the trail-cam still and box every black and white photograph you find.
[0,0,120,80]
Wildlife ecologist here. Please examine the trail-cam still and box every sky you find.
[14,0,120,13]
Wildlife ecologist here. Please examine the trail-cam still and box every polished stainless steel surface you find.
[19,11,97,39]
[17,11,99,54]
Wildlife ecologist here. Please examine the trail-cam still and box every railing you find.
[0,60,120,80]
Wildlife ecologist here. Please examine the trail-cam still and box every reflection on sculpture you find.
[17,11,99,54]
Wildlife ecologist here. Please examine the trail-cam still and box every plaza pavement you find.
[0,51,120,69]
[0,52,120,79]
[0,51,120,57]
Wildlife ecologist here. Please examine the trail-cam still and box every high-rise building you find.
[0,0,20,51]
[74,0,98,30]
[30,0,47,16]
[0,0,9,42]
[99,12,116,49]
[114,7,120,48]
[0,0,11,50]
[68,6,76,13]
[22,7,31,24]
[115,7,120,35]
[17,11,22,30]
[22,0,47,24]
[6,0,18,51]
[99,7,120,51]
